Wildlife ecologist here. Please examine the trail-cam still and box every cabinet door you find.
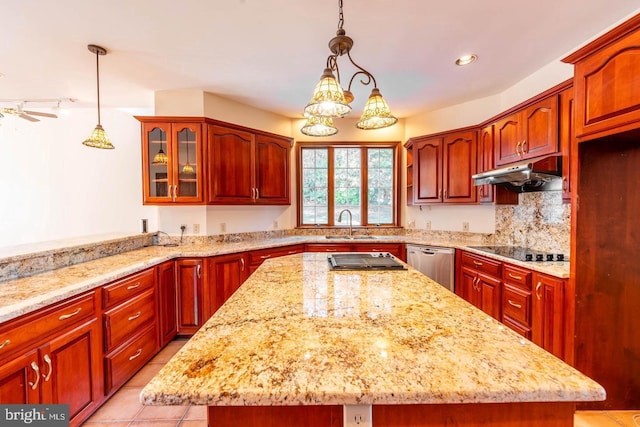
[477,272,502,320]
[39,318,103,425]
[173,123,205,203]
[176,259,204,335]
[532,273,565,359]
[0,350,40,404]
[208,125,255,204]
[477,125,494,203]
[210,253,249,313]
[443,131,476,203]
[413,137,443,203]
[255,134,291,205]
[157,261,177,347]
[142,122,173,203]
[521,96,559,159]
[559,87,574,201]
[495,113,522,166]
[458,266,480,307]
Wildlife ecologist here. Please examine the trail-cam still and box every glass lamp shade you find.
[301,115,339,137]
[303,68,352,118]
[152,148,168,165]
[355,88,398,130]
[82,124,115,149]
[182,162,195,174]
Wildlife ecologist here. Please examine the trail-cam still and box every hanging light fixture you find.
[181,131,195,174]
[152,139,168,165]
[302,0,397,136]
[82,44,114,149]
[301,114,338,137]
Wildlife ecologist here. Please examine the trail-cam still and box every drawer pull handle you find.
[287,251,297,254]
[29,362,40,389]
[240,258,245,271]
[128,311,142,321]
[127,283,141,290]
[59,307,82,321]
[508,273,523,280]
[0,339,10,350]
[260,255,271,259]
[472,260,483,266]
[129,349,143,361]
[507,300,522,309]
[535,281,542,300]
[196,264,201,279]
[43,354,52,382]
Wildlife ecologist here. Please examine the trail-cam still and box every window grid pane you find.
[301,148,329,225]
[367,148,394,225]
[334,148,361,225]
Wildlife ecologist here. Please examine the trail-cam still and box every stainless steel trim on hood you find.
[472,154,562,192]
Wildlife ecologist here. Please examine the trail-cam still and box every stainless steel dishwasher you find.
[406,244,455,292]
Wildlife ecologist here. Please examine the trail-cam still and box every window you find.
[297,142,400,227]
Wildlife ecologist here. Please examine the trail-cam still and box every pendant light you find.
[182,131,195,174]
[301,0,397,136]
[82,44,114,149]
[301,114,338,137]
[152,139,168,165]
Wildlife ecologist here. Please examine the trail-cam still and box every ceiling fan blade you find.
[22,110,57,118]
[19,113,40,122]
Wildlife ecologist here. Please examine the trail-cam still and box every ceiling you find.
[1,1,639,119]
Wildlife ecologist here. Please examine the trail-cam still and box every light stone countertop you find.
[0,235,570,324]
[139,252,603,406]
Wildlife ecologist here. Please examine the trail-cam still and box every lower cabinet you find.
[247,244,304,275]
[209,253,250,313]
[457,251,502,320]
[176,258,205,335]
[0,349,40,403]
[157,261,178,347]
[305,242,406,261]
[532,272,566,359]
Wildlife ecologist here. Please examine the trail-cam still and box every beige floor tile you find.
[178,420,208,427]
[87,387,144,421]
[125,362,165,387]
[149,340,188,363]
[575,410,640,427]
[135,405,189,421]
[183,406,207,420]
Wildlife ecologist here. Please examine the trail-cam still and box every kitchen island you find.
[140,253,603,427]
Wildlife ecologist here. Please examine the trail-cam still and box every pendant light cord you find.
[95,50,101,126]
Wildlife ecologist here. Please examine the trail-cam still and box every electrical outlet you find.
[425,220,431,230]
[193,224,200,234]
[408,220,415,228]
[344,405,372,427]
[273,220,278,229]
[220,222,227,233]
[462,221,470,232]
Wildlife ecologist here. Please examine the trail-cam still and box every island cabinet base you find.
[208,402,575,427]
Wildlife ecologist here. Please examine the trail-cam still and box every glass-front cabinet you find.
[140,119,204,204]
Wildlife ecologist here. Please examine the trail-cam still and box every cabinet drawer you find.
[503,283,532,327]
[502,316,531,340]
[104,324,158,394]
[304,244,352,252]
[103,268,155,308]
[351,243,404,258]
[248,245,304,265]
[0,292,96,360]
[502,264,532,290]
[461,251,501,277]
[104,288,156,352]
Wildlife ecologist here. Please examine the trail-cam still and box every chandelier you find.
[301,0,398,136]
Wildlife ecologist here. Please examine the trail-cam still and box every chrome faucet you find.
[338,209,353,237]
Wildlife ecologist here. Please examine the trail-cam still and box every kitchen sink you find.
[325,235,377,240]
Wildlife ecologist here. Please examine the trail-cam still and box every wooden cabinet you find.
[247,245,304,275]
[405,146,414,205]
[457,251,502,320]
[532,272,565,360]
[305,243,352,253]
[563,15,640,141]
[495,96,559,166]
[410,130,477,204]
[559,87,574,201]
[501,265,533,339]
[477,125,518,205]
[157,261,177,347]
[138,118,205,204]
[207,125,291,205]
[0,292,103,427]
[304,242,405,261]
[209,253,250,313]
[176,258,205,335]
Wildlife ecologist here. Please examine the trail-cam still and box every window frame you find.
[296,141,402,228]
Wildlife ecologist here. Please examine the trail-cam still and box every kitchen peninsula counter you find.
[140,253,602,427]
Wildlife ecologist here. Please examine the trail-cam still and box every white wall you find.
[0,108,157,248]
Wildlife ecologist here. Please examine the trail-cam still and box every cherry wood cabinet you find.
[247,244,304,275]
[209,253,250,313]
[501,265,533,339]
[405,146,414,205]
[157,261,178,347]
[207,125,291,205]
[532,272,565,360]
[563,14,640,141]
[477,125,518,205]
[176,258,205,335]
[494,96,559,166]
[409,130,477,205]
[0,350,40,404]
[138,118,205,204]
[559,87,574,202]
[304,243,353,253]
[457,251,502,320]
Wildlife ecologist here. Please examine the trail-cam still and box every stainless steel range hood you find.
[472,154,562,192]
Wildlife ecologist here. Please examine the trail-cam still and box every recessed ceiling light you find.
[0,73,5,78]
[455,54,478,66]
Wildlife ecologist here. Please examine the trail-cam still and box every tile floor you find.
[83,338,640,427]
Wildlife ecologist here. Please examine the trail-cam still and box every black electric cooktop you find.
[468,246,568,262]
[328,253,407,270]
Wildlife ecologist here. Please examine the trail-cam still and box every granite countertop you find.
[139,253,603,406]
[0,235,570,324]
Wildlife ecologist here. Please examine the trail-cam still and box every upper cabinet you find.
[139,119,205,204]
[563,15,640,142]
[207,125,291,205]
[409,130,477,205]
[494,96,559,166]
[137,117,292,206]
